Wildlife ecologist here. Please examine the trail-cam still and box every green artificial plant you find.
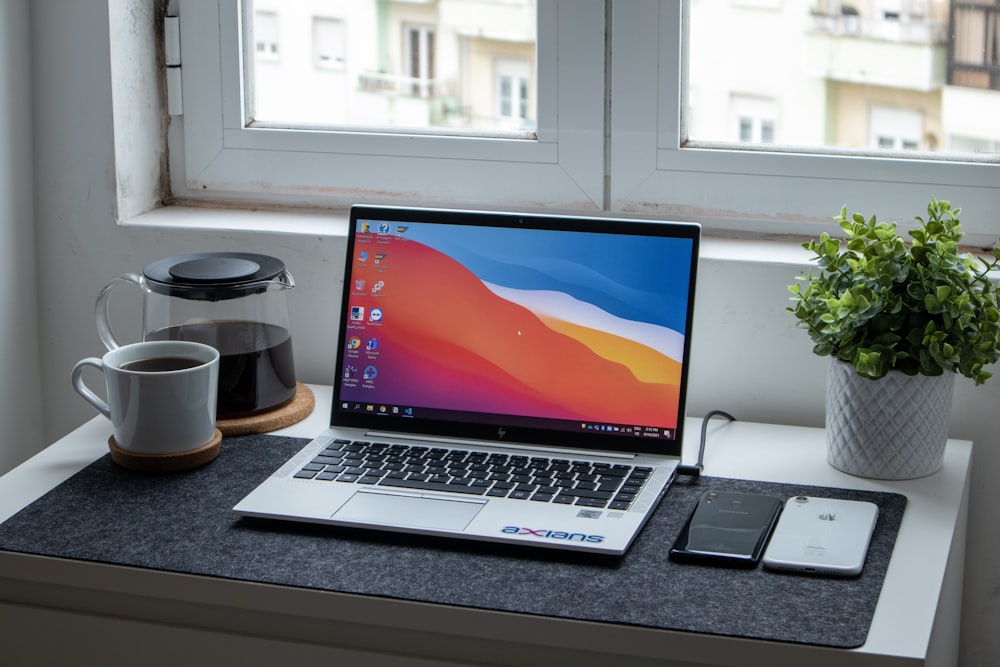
[788,197,1000,385]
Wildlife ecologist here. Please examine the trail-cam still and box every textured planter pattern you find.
[826,358,954,480]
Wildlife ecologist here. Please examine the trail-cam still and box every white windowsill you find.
[124,205,815,267]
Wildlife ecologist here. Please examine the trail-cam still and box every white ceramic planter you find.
[825,358,954,480]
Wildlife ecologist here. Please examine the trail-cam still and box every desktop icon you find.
[369,308,383,322]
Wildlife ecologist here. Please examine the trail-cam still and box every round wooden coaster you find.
[108,428,223,473]
[216,382,315,437]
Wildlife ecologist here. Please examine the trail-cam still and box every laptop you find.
[234,206,701,555]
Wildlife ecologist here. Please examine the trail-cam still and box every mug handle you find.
[95,273,142,350]
[71,358,111,420]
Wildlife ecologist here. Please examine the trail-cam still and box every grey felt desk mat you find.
[0,434,906,649]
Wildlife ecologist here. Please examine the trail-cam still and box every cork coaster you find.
[216,382,315,437]
[108,428,223,473]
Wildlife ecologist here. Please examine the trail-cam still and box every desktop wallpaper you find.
[340,219,695,434]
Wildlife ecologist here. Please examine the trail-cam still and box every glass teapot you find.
[96,252,297,419]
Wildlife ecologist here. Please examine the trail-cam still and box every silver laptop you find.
[234,206,700,555]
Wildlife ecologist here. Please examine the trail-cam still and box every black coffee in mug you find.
[121,357,206,373]
[147,320,296,419]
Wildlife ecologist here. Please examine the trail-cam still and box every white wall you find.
[0,0,44,474]
[14,1,1000,665]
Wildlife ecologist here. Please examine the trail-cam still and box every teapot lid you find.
[143,252,288,301]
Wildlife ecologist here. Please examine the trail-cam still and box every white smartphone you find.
[762,496,879,576]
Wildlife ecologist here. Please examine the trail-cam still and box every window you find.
[170,0,1000,243]
[870,106,923,151]
[313,17,346,70]
[731,95,776,144]
[404,25,435,98]
[253,10,279,61]
[496,59,532,129]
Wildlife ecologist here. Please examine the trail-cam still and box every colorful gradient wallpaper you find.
[339,219,695,437]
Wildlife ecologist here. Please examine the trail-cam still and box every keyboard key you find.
[556,487,613,501]
[378,477,488,495]
[609,501,632,510]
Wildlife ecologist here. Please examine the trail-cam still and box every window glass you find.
[247,0,538,136]
[687,0,1000,158]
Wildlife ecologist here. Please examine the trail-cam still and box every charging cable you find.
[676,410,737,478]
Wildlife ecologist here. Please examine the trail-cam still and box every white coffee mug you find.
[71,340,220,454]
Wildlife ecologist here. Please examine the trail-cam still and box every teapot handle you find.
[95,273,142,350]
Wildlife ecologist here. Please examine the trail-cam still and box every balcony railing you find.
[810,11,948,44]
[358,71,440,99]
[949,2,1000,91]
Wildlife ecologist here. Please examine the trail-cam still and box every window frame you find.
[170,0,1000,245]
[608,1,1000,244]
[170,0,606,211]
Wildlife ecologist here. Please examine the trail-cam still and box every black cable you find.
[676,409,737,478]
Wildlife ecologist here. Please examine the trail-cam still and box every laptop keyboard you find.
[293,439,652,511]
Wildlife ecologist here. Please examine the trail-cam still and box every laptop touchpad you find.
[333,490,485,531]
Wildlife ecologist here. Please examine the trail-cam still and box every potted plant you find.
[788,197,1000,479]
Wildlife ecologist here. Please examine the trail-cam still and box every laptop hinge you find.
[363,431,637,461]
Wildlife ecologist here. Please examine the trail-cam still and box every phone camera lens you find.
[794,496,809,503]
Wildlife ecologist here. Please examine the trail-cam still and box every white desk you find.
[0,386,969,666]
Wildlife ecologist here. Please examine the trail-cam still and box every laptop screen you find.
[332,207,700,456]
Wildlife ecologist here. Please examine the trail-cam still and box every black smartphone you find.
[669,490,784,568]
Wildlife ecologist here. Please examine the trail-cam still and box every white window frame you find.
[170,0,605,211]
[171,0,1000,244]
[609,0,1000,243]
